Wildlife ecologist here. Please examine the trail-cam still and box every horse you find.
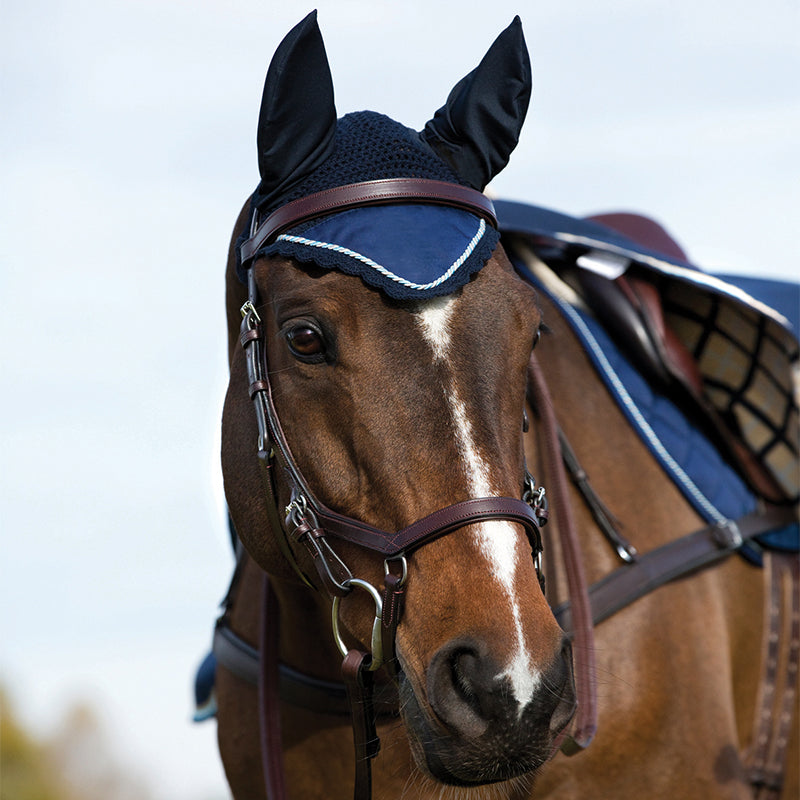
[211,12,799,800]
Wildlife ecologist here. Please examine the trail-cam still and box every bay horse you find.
[212,12,799,800]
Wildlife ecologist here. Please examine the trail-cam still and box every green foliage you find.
[0,686,63,800]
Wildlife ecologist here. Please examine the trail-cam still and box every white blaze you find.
[416,298,540,709]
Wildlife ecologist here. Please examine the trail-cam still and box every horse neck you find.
[230,552,350,685]
[526,290,704,596]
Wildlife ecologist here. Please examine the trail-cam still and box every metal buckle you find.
[712,519,743,550]
[240,299,261,324]
[524,472,548,525]
[384,555,408,587]
[285,494,309,527]
[331,578,384,671]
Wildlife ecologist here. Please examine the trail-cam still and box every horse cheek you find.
[221,351,286,578]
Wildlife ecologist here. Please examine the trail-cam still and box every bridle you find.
[242,269,546,602]
[236,178,551,799]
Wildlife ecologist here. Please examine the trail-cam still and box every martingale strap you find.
[528,353,597,751]
[239,178,498,267]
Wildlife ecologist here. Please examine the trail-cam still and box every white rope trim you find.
[550,291,727,524]
[276,219,486,292]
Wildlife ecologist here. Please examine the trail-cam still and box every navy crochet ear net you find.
[237,11,531,300]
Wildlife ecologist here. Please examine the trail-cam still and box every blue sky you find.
[2,1,797,798]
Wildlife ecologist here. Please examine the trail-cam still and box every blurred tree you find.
[1,685,62,800]
[1,685,154,800]
[47,701,153,800]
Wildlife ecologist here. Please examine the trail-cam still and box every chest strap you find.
[553,504,796,630]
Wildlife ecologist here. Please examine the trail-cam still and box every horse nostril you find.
[417,635,578,784]
[452,649,480,702]
[428,640,495,738]
[427,636,576,744]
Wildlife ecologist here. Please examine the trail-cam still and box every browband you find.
[239,178,498,267]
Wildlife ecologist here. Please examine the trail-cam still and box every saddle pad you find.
[659,276,799,500]
[192,651,217,722]
[514,260,798,562]
[497,199,799,503]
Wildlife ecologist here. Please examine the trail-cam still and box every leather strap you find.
[259,575,287,800]
[215,618,260,686]
[528,352,598,751]
[380,570,406,679]
[342,650,380,800]
[745,550,800,799]
[553,505,798,630]
[558,425,637,563]
[214,618,400,715]
[314,495,542,557]
[239,178,498,265]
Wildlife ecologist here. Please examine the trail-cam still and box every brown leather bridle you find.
[242,270,546,598]
[236,178,550,800]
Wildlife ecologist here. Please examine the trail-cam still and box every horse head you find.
[221,12,575,788]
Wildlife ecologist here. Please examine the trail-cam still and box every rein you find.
[236,179,550,800]
[527,353,597,752]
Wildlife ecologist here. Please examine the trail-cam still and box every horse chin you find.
[397,672,555,788]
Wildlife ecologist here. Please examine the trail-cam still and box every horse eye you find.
[532,323,548,350]
[286,325,325,360]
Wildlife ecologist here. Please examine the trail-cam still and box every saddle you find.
[497,200,800,522]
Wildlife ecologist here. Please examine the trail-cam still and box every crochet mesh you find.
[252,111,462,215]
[237,110,479,285]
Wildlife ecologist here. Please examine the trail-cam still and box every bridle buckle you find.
[331,578,385,671]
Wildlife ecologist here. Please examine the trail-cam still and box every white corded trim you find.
[276,219,486,292]
[550,291,727,524]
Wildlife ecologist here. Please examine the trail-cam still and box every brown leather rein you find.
[235,179,551,800]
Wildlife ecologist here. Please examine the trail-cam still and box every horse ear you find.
[421,16,531,190]
[256,11,337,203]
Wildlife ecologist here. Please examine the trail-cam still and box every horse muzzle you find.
[399,636,576,786]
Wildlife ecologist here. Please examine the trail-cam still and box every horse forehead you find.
[414,295,456,358]
[414,276,532,360]
[261,255,532,372]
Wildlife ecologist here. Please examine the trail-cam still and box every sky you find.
[1,1,798,798]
